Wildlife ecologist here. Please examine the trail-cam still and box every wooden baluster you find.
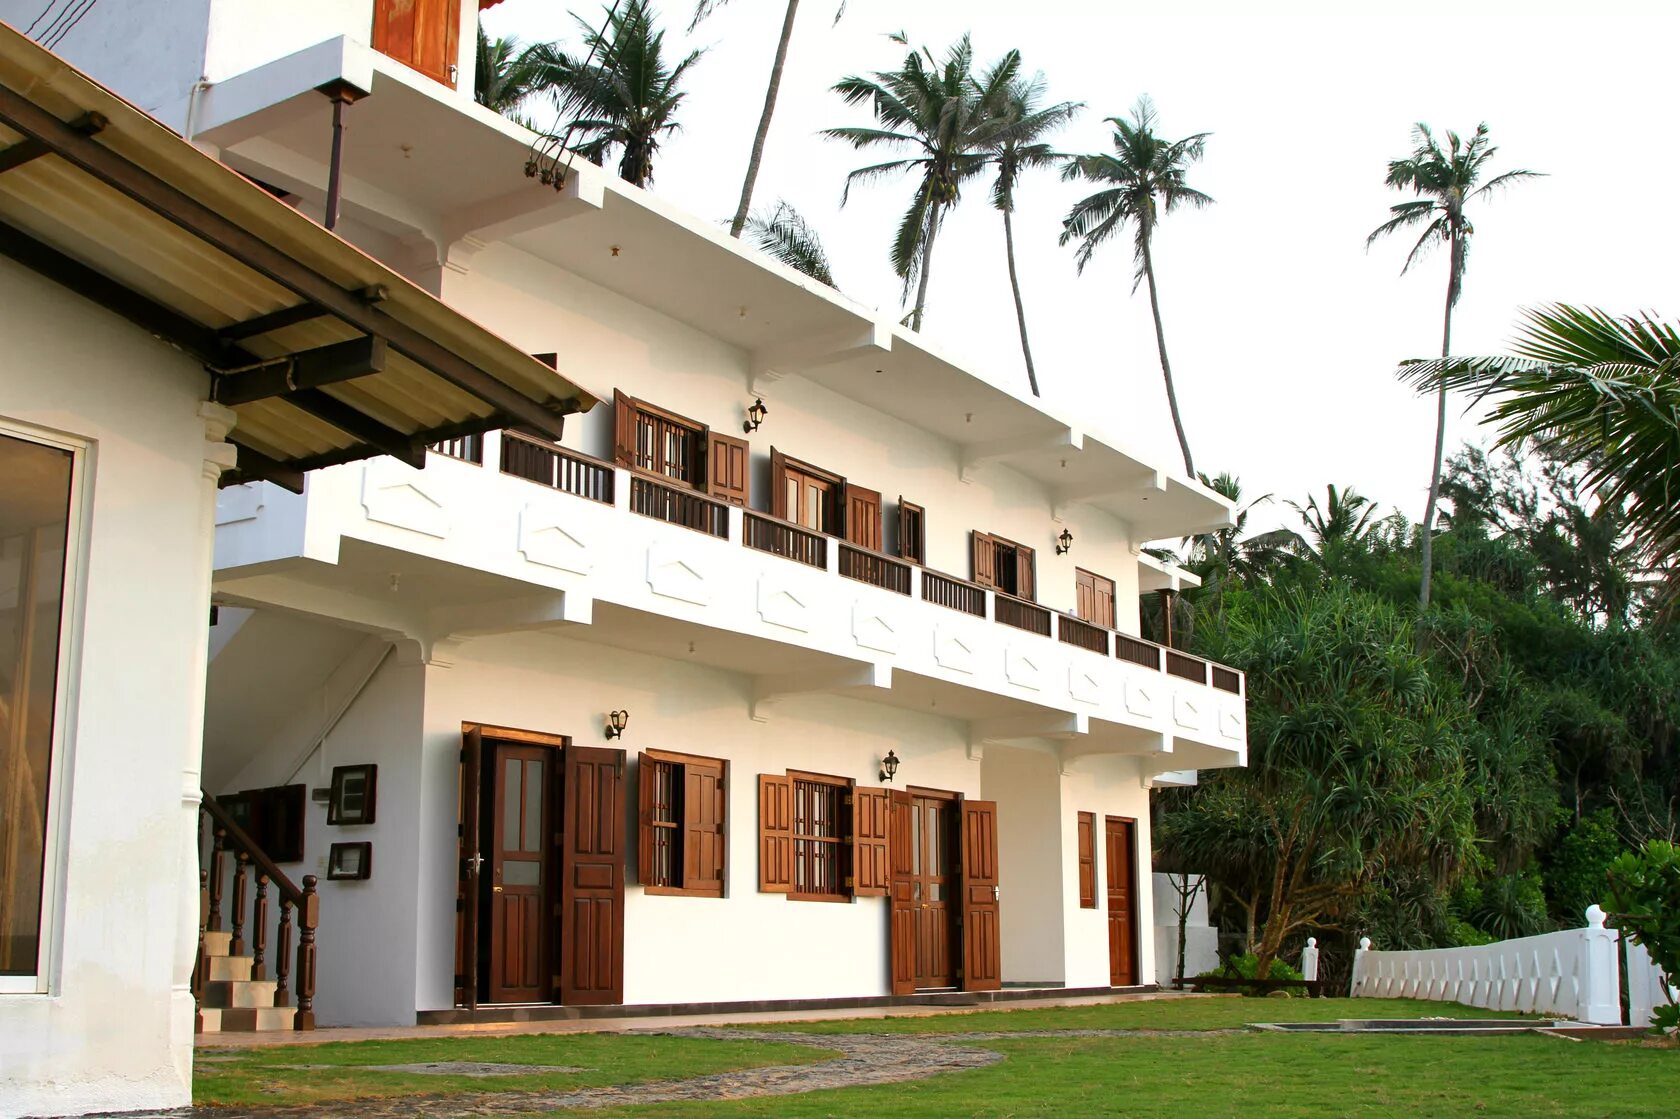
[250,873,269,980]
[273,898,293,1007]
[194,867,209,1034]
[229,850,249,957]
[207,829,227,932]
[294,875,318,1030]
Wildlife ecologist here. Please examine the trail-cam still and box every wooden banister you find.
[200,790,303,902]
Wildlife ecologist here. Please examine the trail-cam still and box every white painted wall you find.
[984,745,1066,985]
[1059,757,1154,988]
[1151,872,1218,984]
[0,257,225,1117]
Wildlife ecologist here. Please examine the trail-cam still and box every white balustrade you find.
[1626,939,1678,1030]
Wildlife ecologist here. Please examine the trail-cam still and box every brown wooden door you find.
[960,799,1002,992]
[371,0,461,87]
[488,744,550,1003]
[707,431,750,506]
[787,470,834,531]
[1105,816,1138,986]
[455,727,483,1008]
[844,484,883,551]
[910,793,956,988]
[888,790,916,995]
[561,746,625,1005]
[1076,569,1116,628]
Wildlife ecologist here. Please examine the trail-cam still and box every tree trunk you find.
[1002,205,1040,396]
[727,0,799,239]
[1174,875,1204,986]
[1252,904,1292,981]
[911,200,943,333]
[1417,232,1462,618]
[1140,230,1195,477]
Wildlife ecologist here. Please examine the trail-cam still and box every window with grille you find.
[793,777,847,898]
[636,750,725,897]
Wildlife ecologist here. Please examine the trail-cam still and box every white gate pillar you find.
[1580,904,1622,1025]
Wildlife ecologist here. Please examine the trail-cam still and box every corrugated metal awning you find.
[0,25,596,490]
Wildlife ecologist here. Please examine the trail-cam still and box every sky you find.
[484,0,1680,536]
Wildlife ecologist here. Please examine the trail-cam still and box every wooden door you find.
[1075,569,1116,628]
[371,0,461,87]
[454,727,482,1008]
[561,746,625,1005]
[707,431,750,506]
[910,793,956,988]
[844,484,883,551]
[959,799,1002,992]
[488,744,550,1003]
[1105,816,1138,986]
[787,470,833,532]
[888,790,916,995]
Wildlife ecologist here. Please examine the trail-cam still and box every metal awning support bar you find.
[0,85,572,439]
[210,336,388,405]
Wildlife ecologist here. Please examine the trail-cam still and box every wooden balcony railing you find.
[1057,613,1110,655]
[500,432,615,504]
[1211,665,1243,694]
[1166,650,1210,685]
[743,513,826,568]
[630,474,729,538]
[428,432,483,464]
[921,570,986,617]
[994,593,1053,637]
[1116,633,1163,671]
[196,791,317,1031]
[838,544,912,594]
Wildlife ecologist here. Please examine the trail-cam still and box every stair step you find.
[201,931,232,957]
[201,978,278,1009]
[205,954,252,982]
[200,1005,295,1033]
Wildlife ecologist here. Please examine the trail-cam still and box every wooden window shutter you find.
[897,499,925,563]
[757,773,793,893]
[636,752,656,886]
[1016,542,1037,601]
[971,532,996,589]
[612,389,638,468]
[843,484,883,551]
[850,787,890,896]
[1077,811,1097,909]
[683,759,725,895]
[706,431,750,506]
[769,447,789,520]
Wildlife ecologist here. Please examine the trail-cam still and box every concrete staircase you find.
[197,931,296,1033]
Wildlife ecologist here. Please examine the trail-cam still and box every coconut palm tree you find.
[689,1,847,239]
[984,70,1080,397]
[1288,484,1379,571]
[1182,473,1294,591]
[1399,304,1680,613]
[741,200,837,287]
[528,0,703,188]
[1367,122,1540,615]
[475,27,548,125]
[825,35,1016,332]
[1061,97,1212,477]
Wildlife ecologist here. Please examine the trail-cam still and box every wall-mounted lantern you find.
[1055,527,1074,556]
[879,749,901,784]
[743,397,768,434]
[605,709,630,740]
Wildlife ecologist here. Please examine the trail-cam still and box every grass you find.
[193,1031,832,1107]
[743,994,1535,1034]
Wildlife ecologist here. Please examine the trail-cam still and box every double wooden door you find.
[1105,816,1138,986]
[456,728,625,1008]
[890,792,1001,994]
[371,0,461,87]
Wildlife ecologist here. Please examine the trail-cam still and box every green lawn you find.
[193,1031,832,1107]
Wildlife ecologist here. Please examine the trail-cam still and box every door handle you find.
[492,885,503,893]
[468,853,484,875]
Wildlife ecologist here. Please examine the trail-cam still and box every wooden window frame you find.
[638,748,727,899]
[898,498,926,565]
[787,768,854,903]
[973,530,1037,601]
[615,390,709,488]
[1077,810,1097,909]
[1075,568,1117,630]
[771,448,847,536]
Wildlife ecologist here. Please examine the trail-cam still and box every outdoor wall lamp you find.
[743,397,768,434]
[605,709,630,740]
[1055,527,1074,556]
[879,750,900,784]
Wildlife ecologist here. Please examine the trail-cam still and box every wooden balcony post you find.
[250,873,270,980]
[229,850,250,957]
[207,828,227,932]
[1157,588,1178,648]
[294,875,319,1030]
[273,898,294,1007]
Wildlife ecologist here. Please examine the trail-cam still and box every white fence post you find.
[1580,904,1623,1026]
[1300,937,1319,982]
[1349,936,1371,997]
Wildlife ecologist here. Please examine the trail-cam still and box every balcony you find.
[213,432,1247,771]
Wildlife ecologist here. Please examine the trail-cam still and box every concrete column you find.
[1301,938,1319,982]
[1580,904,1623,1025]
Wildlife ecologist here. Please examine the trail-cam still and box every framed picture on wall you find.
[327,764,377,826]
[326,841,372,881]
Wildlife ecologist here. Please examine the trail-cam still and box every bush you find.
[1447,918,1495,947]
[1604,841,1680,1033]
[1199,953,1305,983]
[1544,809,1626,922]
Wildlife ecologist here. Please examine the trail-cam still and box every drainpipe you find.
[315,79,370,232]
[183,76,211,145]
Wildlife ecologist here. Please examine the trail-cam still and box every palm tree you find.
[1287,484,1379,570]
[475,27,548,125]
[1061,97,1212,477]
[1183,473,1293,591]
[825,35,1015,332]
[984,70,1080,397]
[1367,122,1540,615]
[1399,304,1680,612]
[528,0,703,188]
[741,200,837,287]
[690,1,847,240]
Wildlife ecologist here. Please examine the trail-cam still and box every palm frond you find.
[742,200,838,288]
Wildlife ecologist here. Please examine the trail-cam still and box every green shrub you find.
[1447,918,1495,947]
[1199,953,1305,983]
[1544,809,1626,922]
[1604,841,1680,1033]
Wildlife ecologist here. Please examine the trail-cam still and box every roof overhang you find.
[0,25,596,492]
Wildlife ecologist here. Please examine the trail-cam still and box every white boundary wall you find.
[1350,905,1622,1024]
[1627,940,1678,1030]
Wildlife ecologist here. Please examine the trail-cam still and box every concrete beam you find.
[750,662,892,722]
[968,711,1088,745]
[748,321,891,394]
[959,428,1083,483]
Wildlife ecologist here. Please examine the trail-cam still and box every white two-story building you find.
[5,0,1248,1039]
